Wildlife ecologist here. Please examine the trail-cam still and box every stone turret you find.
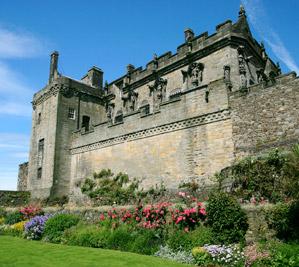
[49,51,59,84]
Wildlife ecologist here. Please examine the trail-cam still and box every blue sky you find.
[0,0,298,190]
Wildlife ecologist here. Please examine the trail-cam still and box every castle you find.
[18,6,299,201]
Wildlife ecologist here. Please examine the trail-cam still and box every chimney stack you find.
[87,66,103,89]
[49,51,59,84]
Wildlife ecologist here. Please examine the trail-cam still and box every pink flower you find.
[178,191,186,197]
[199,208,206,216]
[99,214,105,221]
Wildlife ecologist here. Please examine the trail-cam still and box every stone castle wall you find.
[17,162,28,191]
[230,72,299,158]
[69,78,235,199]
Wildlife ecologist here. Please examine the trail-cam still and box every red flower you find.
[99,214,105,221]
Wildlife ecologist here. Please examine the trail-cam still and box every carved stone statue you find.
[237,46,247,89]
[148,76,167,110]
[122,89,138,112]
[182,62,204,89]
[106,103,115,124]
[256,68,268,85]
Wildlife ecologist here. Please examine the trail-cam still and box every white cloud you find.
[0,101,32,117]
[0,61,32,95]
[0,133,29,147]
[0,26,44,59]
[0,25,47,117]
[242,0,299,74]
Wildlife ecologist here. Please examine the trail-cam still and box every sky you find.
[0,0,298,190]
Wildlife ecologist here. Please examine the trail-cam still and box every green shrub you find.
[44,213,80,243]
[129,228,162,255]
[64,223,162,255]
[192,247,211,266]
[206,192,248,244]
[64,224,109,248]
[106,224,134,251]
[167,225,214,251]
[4,211,23,225]
[216,146,299,203]
[265,200,299,241]
[80,169,140,205]
[0,207,7,217]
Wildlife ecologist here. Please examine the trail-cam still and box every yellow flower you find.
[11,220,27,232]
[192,246,207,257]
[0,217,5,225]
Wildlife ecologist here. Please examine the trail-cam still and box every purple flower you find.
[25,214,53,240]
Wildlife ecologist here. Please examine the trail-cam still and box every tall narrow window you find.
[82,116,90,132]
[37,138,44,179]
[68,108,76,119]
[37,167,42,179]
[37,113,41,124]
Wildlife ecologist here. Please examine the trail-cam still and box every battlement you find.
[107,8,265,91]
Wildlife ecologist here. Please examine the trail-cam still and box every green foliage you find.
[44,213,80,243]
[129,228,161,255]
[0,207,7,217]
[206,192,248,244]
[106,224,134,251]
[64,224,109,248]
[265,200,299,241]
[0,191,30,207]
[167,225,214,251]
[64,223,162,255]
[191,247,211,266]
[215,145,299,203]
[4,211,23,225]
[80,169,140,205]
[252,242,299,267]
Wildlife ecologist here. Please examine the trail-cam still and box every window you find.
[38,139,44,152]
[82,116,90,132]
[37,167,42,179]
[68,108,76,119]
[37,138,44,170]
[37,113,41,124]
[139,100,150,117]
[114,110,123,124]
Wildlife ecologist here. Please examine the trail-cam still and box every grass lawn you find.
[0,236,190,267]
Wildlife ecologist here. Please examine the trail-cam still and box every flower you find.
[99,214,105,221]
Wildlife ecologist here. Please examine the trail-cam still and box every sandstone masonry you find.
[18,6,299,201]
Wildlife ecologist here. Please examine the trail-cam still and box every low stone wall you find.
[0,191,30,207]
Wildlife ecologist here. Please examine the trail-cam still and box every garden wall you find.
[0,191,30,207]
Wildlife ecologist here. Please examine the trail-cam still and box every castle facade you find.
[18,7,299,200]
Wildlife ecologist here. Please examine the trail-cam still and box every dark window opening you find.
[82,115,90,131]
[37,138,44,170]
[37,167,42,179]
[205,91,209,103]
[114,110,123,124]
[68,108,76,119]
[37,113,41,124]
[139,100,150,117]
